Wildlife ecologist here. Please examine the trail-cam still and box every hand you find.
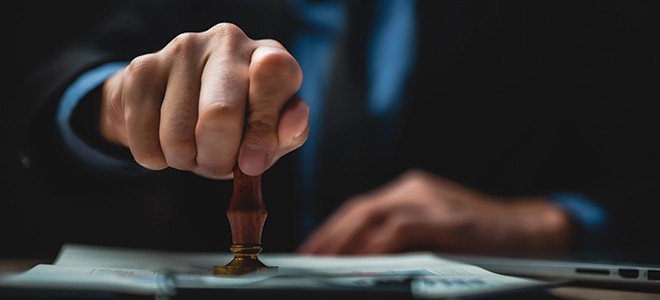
[99,23,307,179]
[298,169,574,257]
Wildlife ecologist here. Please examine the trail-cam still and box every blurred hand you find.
[99,23,307,179]
[298,169,574,257]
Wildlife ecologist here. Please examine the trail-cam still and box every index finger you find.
[239,43,302,176]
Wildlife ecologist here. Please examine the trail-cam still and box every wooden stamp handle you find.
[226,165,267,245]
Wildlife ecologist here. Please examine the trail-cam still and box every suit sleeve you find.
[13,1,191,193]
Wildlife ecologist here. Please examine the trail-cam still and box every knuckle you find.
[125,54,160,80]
[208,22,248,42]
[166,32,200,57]
[401,169,433,188]
[247,114,278,133]
[161,136,197,170]
[252,49,302,87]
[402,168,426,180]
[257,38,285,49]
[245,122,279,150]
[198,101,243,130]
[343,195,374,213]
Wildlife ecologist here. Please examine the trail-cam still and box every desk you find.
[2,259,660,300]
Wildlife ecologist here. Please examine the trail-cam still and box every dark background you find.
[3,0,660,262]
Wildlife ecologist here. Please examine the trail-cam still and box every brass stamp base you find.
[213,244,277,276]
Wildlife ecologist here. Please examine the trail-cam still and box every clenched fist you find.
[99,23,308,179]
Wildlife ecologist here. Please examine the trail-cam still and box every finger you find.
[273,97,310,162]
[159,33,203,171]
[239,45,303,176]
[357,217,412,254]
[296,199,359,254]
[122,54,168,170]
[298,199,383,255]
[195,24,250,179]
[100,69,130,146]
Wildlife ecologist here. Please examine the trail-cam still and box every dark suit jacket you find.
[4,0,660,261]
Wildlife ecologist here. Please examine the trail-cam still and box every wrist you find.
[510,198,576,257]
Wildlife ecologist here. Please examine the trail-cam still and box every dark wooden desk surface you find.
[2,259,660,300]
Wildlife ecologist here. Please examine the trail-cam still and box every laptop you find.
[441,252,660,293]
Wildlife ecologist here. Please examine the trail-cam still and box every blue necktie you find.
[291,0,416,235]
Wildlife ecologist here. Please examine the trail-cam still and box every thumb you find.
[239,45,302,175]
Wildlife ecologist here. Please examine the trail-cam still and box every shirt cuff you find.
[550,192,610,251]
[56,62,140,174]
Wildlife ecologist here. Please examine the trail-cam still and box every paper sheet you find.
[0,244,549,299]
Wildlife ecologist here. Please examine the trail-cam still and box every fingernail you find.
[292,104,310,139]
[240,143,274,176]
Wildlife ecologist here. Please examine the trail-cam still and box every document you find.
[0,244,552,299]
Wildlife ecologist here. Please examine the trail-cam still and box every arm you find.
[299,168,660,258]
[19,1,308,184]
[56,62,139,176]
